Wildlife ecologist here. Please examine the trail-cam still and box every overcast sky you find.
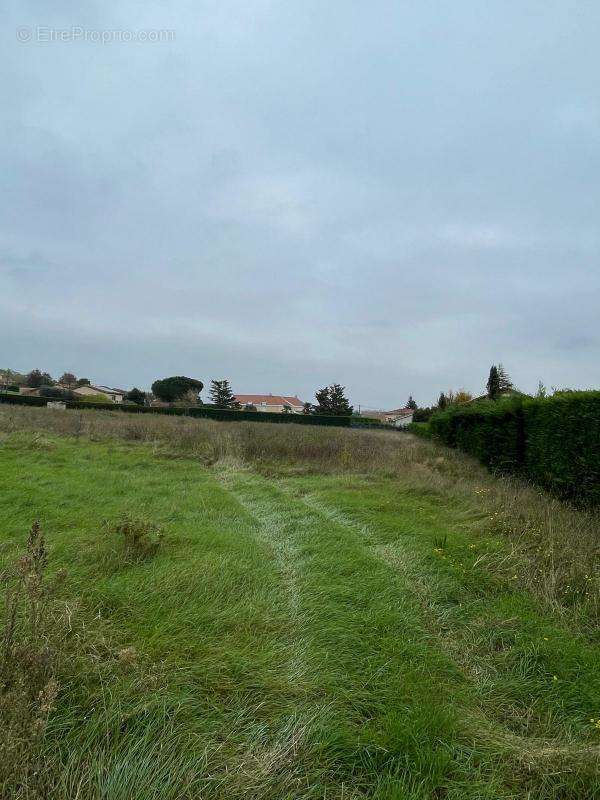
[2,1,599,408]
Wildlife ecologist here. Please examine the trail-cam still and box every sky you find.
[1,1,599,408]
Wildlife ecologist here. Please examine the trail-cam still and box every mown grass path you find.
[219,470,600,799]
[1,433,599,799]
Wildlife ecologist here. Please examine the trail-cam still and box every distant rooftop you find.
[234,394,304,407]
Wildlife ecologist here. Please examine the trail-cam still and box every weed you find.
[109,514,164,563]
[433,534,448,550]
[0,522,63,798]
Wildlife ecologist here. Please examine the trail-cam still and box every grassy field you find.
[1,405,599,799]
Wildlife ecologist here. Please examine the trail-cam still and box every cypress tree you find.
[487,366,501,400]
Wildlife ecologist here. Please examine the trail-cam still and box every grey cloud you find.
[1,0,599,407]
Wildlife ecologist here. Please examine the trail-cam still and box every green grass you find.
[1,418,599,798]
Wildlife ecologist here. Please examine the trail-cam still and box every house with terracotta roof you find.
[234,393,305,414]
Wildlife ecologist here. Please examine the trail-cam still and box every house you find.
[19,387,41,396]
[234,394,305,414]
[386,408,414,428]
[72,384,128,403]
[362,407,414,427]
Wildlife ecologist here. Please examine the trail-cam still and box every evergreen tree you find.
[126,387,146,406]
[486,365,500,400]
[406,395,417,410]
[438,392,447,410]
[209,379,240,409]
[314,384,353,416]
[497,363,513,393]
[314,387,331,414]
[151,376,203,403]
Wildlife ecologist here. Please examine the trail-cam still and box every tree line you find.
[1,368,355,415]
[2,363,531,420]
[0,369,92,390]
[151,376,354,415]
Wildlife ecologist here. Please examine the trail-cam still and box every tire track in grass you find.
[215,466,513,799]
[217,465,308,683]
[294,488,600,773]
[215,466,334,798]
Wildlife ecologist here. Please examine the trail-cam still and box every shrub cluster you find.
[429,392,600,506]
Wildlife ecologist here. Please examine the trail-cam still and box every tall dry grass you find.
[1,404,598,623]
[1,522,64,798]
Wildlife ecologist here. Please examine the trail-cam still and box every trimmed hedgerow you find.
[0,392,353,428]
[349,416,388,429]
[0,393,47,407]
[407,422,432,439]
[522,392,600,506]
[429,392,600,506]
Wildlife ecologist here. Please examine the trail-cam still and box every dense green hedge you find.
[349,416,388,429]
[429,393,600,506]
[407,422,432,439]
[0,392,354,428]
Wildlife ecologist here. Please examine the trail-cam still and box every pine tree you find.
[314,384,353,416]
[209,379,240,409]
[438,392,447,410]
[497,363,513,393]
[487,366,500,400]
[151,376,203,403]
[406,395,417,410]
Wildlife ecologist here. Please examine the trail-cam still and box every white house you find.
[362,407,414,427]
